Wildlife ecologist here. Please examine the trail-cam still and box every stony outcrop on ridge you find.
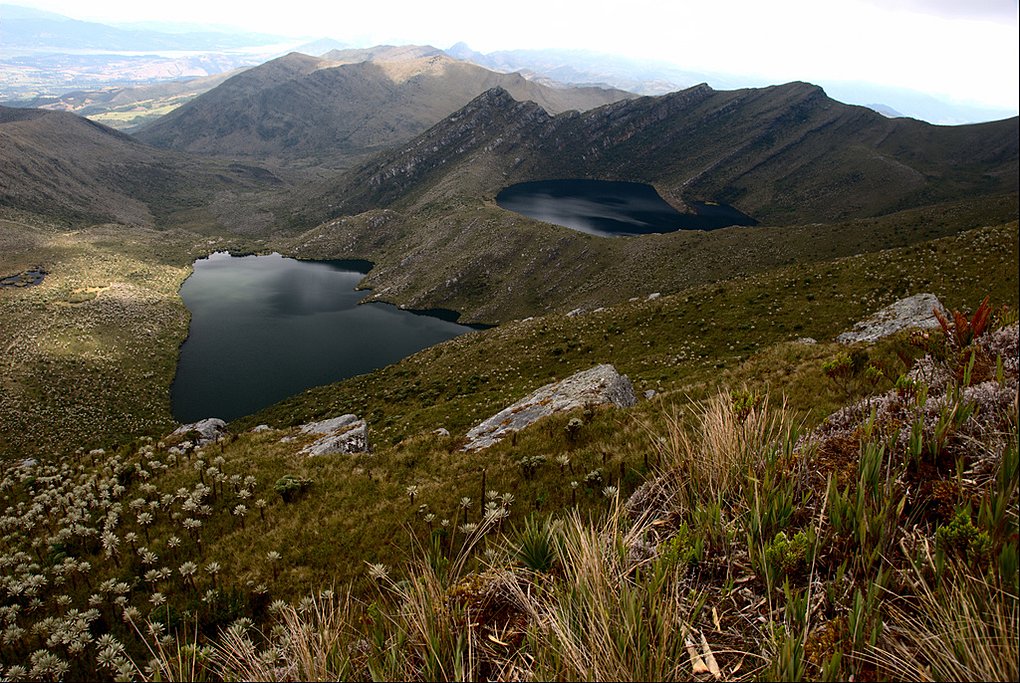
[299,414,369,456]
[836,293,946,344]
[463,364,636,451]
[323,82,1018,225]
[171,418,228,446]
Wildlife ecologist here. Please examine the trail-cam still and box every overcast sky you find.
[10,0,1019,111]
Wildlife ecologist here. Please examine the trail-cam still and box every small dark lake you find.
[171,253,473,423]
[495,179,757,237]
[0,266,46,287]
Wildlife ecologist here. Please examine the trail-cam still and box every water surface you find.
[172,253,472,423]
[496,179,757,236]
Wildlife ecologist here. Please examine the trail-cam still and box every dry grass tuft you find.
[873,567,1019,682]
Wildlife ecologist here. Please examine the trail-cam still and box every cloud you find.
[857,0,1018,23]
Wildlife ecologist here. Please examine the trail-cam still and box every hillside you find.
[134,51,636,167]
[0,217,1015,681]
[316,84,1018,225]
[0,105,285,230]
[282,195,1019,325]
[2,26,1018,681]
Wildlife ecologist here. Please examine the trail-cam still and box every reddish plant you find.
[933,295,992,348]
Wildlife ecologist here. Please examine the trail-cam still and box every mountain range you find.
[133,48,635,167]
[1,27,1018,680]
[309,82,1018,226]
[0,3,283,51]
[444,42,1020,125]
[3,49,1016,240]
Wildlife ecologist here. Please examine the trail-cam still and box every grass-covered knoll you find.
[0,310,1015,681]
[0,218,266,459]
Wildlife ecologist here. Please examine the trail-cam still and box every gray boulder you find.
[299,414,369,456]
[836,293,945,345]
[171,418,227,446]
[463,364,636,451]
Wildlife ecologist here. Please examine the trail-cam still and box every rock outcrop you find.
[836,293,945,344]
[171,418,227,446]
[463,364,636,451]
[299,414,369,456]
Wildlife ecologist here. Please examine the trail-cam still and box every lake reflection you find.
[496,179,757,236]
[171,253,472,423]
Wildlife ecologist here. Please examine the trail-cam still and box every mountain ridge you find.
[134,50,637,168]
[312,82,1018,226]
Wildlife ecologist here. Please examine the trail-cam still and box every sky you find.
[9,0,1020,112]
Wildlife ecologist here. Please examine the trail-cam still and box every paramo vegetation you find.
[0,285,1016,680]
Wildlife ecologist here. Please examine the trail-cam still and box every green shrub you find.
[565,417,584,442]
[518,454,547,480]
[763,530,813,583]
[513,515,559,572]
[274,474,313,503]
[936,508,992,565]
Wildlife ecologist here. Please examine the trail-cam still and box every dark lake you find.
[495,179,757,236]
[171,252,473,423]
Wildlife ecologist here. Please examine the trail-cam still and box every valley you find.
[0,16,1018,680]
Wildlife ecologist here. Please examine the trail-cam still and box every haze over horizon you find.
[5,0,1018,116]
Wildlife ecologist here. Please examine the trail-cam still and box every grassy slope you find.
[0,217,1015,681]
[253,220,1019,444]
[5,192,1012,461]
[200,221,1017,597]
[283,194,1019,325]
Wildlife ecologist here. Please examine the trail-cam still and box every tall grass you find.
[651,391,797,513]
[873,567,1019,682]
[508,504,710,681]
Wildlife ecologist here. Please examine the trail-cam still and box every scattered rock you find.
[171,418,227,446]
[644,389,657,400]
[836,293,945,344]
[252,424,272,433]
[433,427,451,437]
[299,414,369,456]
[646,292,661,301]
[463,364,636,451]
[794,337,817,345]
[566,307,584,318]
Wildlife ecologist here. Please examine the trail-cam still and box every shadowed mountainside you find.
[133,50,636,167]
[0,105,283,229]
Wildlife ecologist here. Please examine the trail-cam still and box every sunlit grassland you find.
[87,96,197,132]
[0,220,251,459]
